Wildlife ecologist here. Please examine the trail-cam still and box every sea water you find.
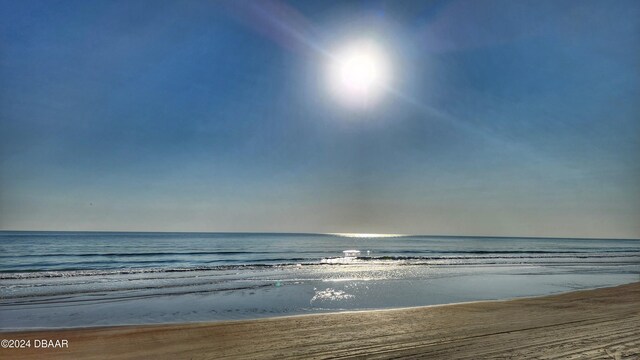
[1,231,638,330]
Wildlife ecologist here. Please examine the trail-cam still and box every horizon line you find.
[0,229,638,241]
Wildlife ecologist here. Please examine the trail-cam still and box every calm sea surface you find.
[1,231,639,330]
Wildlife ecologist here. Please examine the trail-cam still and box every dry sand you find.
[2,282,639,359]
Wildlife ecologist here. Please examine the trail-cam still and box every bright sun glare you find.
[328,40,391,108]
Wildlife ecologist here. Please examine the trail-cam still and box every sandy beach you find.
[2,281,639,359]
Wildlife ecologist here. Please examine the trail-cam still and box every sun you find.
[328,40,391,108]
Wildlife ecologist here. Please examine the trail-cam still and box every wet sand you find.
[2,282,639,359]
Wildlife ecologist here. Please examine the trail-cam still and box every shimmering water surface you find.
[1,231,638,330]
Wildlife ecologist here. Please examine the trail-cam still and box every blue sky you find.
[1,0,638,238]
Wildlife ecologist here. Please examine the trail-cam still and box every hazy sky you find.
[1,0,639,238]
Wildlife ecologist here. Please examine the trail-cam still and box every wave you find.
[1,253,639,279]
[361,253,640,260]
[0,251,304,258]
[2,249,637,260]
[0,264,298,279]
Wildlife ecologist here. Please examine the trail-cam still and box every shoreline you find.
[2,281,639,359]
[0,281,640,335]
[1,281,633,333]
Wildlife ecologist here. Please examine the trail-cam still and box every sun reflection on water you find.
[310,288,354,303]
[329,233,405,238]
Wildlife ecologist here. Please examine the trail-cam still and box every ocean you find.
[1,231,638,330]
